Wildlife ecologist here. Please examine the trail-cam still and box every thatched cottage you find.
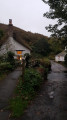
[55,47,67,62]
[0,19,31,60]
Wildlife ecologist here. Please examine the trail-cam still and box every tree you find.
[32,38,50,56]
[64,54,67,66]
[42,0,67,40]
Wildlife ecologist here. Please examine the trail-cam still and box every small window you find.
[17,51,22,54]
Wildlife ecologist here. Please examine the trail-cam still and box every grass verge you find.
[0,72,7,81]
[9,68,42,118]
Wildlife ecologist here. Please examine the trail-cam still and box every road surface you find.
[16,61,67,120]
[0,67,22,120]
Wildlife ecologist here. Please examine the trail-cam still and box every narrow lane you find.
[0,67,22,120]
[17,61,67,120]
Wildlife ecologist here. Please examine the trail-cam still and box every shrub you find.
[64,54,67,67]
[39,58,51,70]
[23,68,42,94]
[32,38,50,56]
[0,62,13,72]
[15,68,42,98]
[30,59,40,68]
[9,68,42,117]
[24,53,31,68]
[6,51,15,66]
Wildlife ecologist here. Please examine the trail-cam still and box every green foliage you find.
[40,58,50,67]
[0,56,3,63]
[9,97,28,117]
[32,38,50,56]
[0,51,16,74]
[31,52,44,59]
[9,68,42,118]
[0,71,7,81]
[43,0,67,39]
[48,38,63,55]
[24,68,42,92]
[48,54,55,60]
[39,58,51,71]
[64,54,67,67]
[6,51,15,66]
[0,62,13,72]
[24,53,31,68]
[0,62,13,81]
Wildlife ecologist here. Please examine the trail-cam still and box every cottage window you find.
[17,51,22,54]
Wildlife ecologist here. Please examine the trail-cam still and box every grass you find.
[9,80,34,118]
[0,62,17,81]
[9,62,51,119]
[0,72,7,81]
[9,96,28,117]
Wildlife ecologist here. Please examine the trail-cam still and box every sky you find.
[0,0,57,37]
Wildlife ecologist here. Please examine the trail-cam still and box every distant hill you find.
[0,23,48,47]
[0,23,65,56]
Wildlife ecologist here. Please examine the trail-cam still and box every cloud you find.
[0,0,57,37]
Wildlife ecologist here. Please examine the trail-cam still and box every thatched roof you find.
[0,24,31,50]
[0,23,48,51]
[13,31,32,50]
[56,51,66,57]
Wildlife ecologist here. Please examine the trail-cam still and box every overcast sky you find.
[0,0,57,37]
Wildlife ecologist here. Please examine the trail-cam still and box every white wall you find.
[55,56,64,62]
[0,37,30,56]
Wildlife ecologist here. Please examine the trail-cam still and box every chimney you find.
[8,19,13,36]
[9,19,12,26]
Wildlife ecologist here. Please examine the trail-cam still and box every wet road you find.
[17,61,67,120]
[0,67,22,120]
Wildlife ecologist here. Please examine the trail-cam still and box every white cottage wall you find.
[0,37,30,56]
[0,37,15,55]
[55,56,59,62]
[60,56,64,61]
[55,56,64,62]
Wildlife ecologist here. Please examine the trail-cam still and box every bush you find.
[24,53,31,68]
[30,59,40,68]
[64,54,67,67]
[32,38,51,56]
[16,68,42,97]
[6,51,15,66]
[14,68,42,98]
[39,58,51,70]
[9,68,42,118]
[23,68,42,94]
[0,62,13,72]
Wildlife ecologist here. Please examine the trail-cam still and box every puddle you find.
[48,91,54,99]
